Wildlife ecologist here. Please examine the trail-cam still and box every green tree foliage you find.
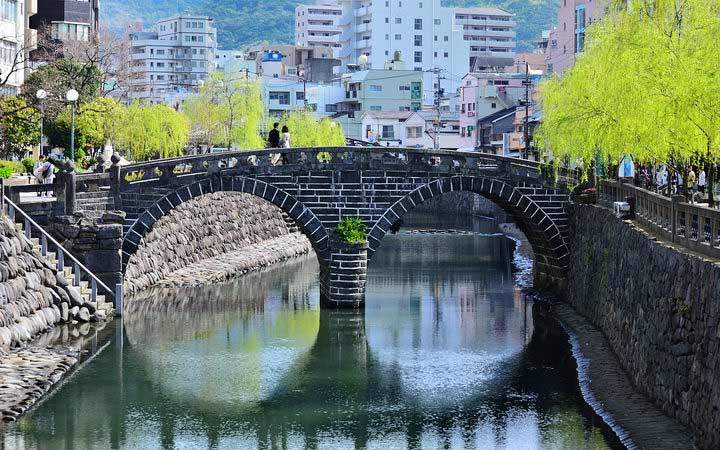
[184,72,264,149]
[0,97,40,160]
[116,102,190,161]
[52,97,126,160]
[537,0,720,191]
[22,58,103,119]
[275,110,345,147]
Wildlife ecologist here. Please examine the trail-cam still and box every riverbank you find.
[153,232,312,288]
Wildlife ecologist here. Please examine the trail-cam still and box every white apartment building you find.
[295,0,342,51]
[214,49,244,71]
[297,0,516,106]
[0,0,32,95]
[127,15,217,104]
[334,0,468,106]
[454,7,516,71]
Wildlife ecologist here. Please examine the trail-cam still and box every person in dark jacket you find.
[268,122,280,148]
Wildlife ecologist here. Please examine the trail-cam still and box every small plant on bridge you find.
[336,217,367,244]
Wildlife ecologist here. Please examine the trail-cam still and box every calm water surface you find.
[2,216,622,450]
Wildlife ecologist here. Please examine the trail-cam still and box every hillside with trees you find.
[101,0,559,51]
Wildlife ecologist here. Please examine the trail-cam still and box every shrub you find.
[21,157,36,174]
[0,160,25,174]
[0,167,12,179]
[336,217,367,243]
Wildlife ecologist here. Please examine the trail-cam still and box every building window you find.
[444,35,449,42]
[444,52,448,58]
[385,33,389,40]
[370,105,382,111]
[0,40,15,65]
[381,125,394,139]
[414,18,422,30]
[269,91,290,105]
[411,102,421,111]
[434,19,441,25]
[414,35,422,46]
[395,18,402,24]
[325,104,338,112]
[0,0,15,22]
[296,92,305,100]
[434,51,437,57]
[395,34,402,40]
[406,126,422,138]
[385,17,389,23]
[369,85,382,92]
[575,5,587,53]
[414,51,422,63]
[491,102,496,108]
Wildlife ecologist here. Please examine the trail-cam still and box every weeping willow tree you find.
[116,102,190,161]
[537,0,720,202]
[274,109,346,148]
[184,72,265,150]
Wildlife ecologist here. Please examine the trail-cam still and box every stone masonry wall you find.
[124,192,307,293]
[566,204,720,449]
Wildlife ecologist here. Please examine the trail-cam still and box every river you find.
[1,215,623,450]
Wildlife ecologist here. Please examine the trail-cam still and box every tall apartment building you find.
[127,15,217,105]
[295,0,342,51]
[0,0,36,95]
[296,0,516,106]
[545,0,607,75]
[454,7,516,71]
[28,0,99,42]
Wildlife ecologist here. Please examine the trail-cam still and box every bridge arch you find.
[366,175,570,290]
[121,175,331,271]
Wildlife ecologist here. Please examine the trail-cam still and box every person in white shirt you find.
[698,169,706,194]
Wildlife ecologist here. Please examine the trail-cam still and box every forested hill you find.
[102,0,558,51]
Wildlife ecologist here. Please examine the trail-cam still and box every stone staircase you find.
[6,199,116,318]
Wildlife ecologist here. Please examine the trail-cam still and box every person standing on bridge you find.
[268,122,280,148]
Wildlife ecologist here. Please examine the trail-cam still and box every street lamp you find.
[66,89,79,161]
[36,89,47,158]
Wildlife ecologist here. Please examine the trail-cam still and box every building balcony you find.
[357,38,371,49]
[307,33,340,43]
[353,5,371,17]
[356,22,371,33]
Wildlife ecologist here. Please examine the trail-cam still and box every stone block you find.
[85,250,122,273]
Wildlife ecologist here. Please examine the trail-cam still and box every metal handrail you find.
[3,195,115,303]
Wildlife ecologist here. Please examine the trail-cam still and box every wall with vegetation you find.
[566,205,720,450]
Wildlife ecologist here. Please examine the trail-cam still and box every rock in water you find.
[78,307,90,322]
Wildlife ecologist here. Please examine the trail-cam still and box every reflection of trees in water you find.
[14,304,619,450]
[123,255,319,346]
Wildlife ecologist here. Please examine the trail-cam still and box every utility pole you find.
[432,67,444,150]
[522,61,531,160]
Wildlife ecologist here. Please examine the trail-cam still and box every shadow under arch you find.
[366,175,570,289]
[121,175,332,270]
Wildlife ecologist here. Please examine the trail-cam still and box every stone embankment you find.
[0,319,113,422]
[0,214,110,422]
[125,192,310,293]
[566,204,720,449]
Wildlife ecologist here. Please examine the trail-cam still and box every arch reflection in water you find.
[2,226,621,450]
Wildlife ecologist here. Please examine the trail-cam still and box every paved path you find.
[553,303,696,450]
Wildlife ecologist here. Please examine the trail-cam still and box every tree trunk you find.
[708,162,715,208]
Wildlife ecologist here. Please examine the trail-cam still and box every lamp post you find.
[66,89,79,161]
[36,89,47,158]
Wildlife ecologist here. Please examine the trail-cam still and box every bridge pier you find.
[319,236,368,309]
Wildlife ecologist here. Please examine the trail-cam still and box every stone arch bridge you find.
[80,147,573,308]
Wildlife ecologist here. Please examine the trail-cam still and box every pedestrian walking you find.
[33,156,54,197]
[281,126,291,148]
[698,169,706,194]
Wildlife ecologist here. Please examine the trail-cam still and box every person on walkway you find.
[687,167,696,202]
[698,168,706,195]
[33,155,45,197]
[268,122,280,148]
[33,156,55,198]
